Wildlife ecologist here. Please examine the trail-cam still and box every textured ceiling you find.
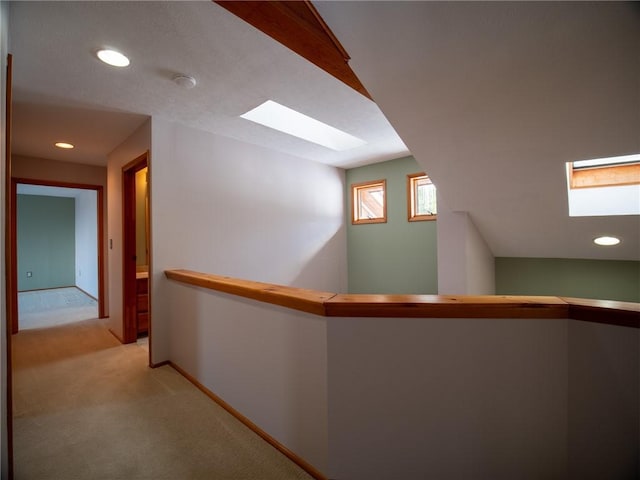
[9,1,640,262]
[9,1,408,168]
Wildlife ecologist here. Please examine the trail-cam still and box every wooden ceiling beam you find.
[215,0,372,100]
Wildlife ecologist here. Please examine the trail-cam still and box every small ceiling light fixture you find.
[173,74,197,89]
[593,236,621,246]
[55,142,74,149]
[96,48,130,68]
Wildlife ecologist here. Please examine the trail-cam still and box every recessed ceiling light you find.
[55,142,74,149]
[240,100,367,151]
[593,236,621,246]
[96,49,130,67]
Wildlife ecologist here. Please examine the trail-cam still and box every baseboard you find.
[75,285,98,301]
[150,360,170,369]
[107,328,124,344]
[169,361,328,480]
[18,285,75,293]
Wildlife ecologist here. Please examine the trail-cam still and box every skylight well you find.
[566,153,640,217]
[240,100,367,151]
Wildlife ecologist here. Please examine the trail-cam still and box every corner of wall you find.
[437,204,495,295]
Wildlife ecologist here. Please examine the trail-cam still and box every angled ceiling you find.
[8,1,640,262]
[8,1,407,168]
[316,1,640,261]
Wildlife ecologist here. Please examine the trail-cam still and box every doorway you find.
[122,152,150,344]
[9,178,105,334]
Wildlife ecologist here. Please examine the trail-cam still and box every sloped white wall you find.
[316,1,640,262]
[437,205,495,294]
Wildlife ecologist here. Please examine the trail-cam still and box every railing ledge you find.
[165,269,640,327]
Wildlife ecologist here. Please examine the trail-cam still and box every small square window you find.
[408,173,437,221]
[352,179,387,224]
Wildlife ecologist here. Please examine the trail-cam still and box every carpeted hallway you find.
[12,318,315,480]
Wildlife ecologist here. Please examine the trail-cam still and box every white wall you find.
[150,118,346,362]
[106,120,151,340]
[437,206,495,294]
[167,281,328,473]
[150,118,347,472]
[0,1,8,475]
[568,320,639,479]
[326,316,639,479]
[74,189,98,298]
[327,316,568,479]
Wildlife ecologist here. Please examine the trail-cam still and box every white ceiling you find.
[9,0,408,168]
[316,1,640,261]
[8,1,640,262]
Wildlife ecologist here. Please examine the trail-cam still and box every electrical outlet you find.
[26,271,32,278]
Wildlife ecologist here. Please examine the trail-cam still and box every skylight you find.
[240,100,367,151]
[566,153,640,217]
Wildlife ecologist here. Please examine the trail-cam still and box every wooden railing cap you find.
[165,269,639,327]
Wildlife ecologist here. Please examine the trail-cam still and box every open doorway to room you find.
[122,152,150,344]
[10,179,105,333]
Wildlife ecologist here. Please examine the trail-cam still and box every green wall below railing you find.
[496,257,640,302]
[346,156,438,294]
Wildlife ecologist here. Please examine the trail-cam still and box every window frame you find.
[568,162,640,189]
[351,179,387,225]
[407,172,437,222]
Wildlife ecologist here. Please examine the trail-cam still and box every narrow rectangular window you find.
[408,172,437,221]
[352,179,387,224]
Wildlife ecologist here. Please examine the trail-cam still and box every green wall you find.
[17,194,76,291]
[496,257,640,302]
[346,156,438,294]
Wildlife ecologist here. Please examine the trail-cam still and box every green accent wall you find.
[346,156,438,294]
[17,194,76,291]
[496,257,640,302]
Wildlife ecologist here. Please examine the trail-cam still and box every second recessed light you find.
[594,236,621,246]
[96,49,130,68]
[55,142,74,149]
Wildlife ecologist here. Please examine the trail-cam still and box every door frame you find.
[4,51,14,480]
[122,152,148,344]
[9,178,106,332]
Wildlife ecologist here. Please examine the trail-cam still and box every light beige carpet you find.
[18,287,98,330]
[12,318,315,480]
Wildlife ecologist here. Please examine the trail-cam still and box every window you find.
[566,154,640,217]
[352,179,387,224]
[568,155,640,189]
[408,173,437,221]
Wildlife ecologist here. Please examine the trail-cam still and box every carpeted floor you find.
[18,287,98,329]
[12,318,314,480]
